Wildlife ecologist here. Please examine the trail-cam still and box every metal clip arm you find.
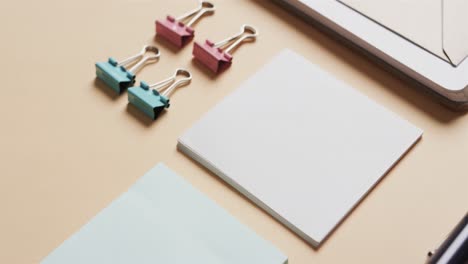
[176,1,215,27]
[148,69,192,97]
[117,45,161,74]
[214,25,258,55]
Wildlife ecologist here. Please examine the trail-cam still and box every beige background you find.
[0,0,467,263]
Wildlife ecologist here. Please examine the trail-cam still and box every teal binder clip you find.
[128,69,192,120]
[95,46,160,94]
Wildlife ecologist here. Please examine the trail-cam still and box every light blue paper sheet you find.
[42,163,288,264]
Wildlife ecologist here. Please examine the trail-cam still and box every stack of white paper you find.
[178,49,423,247]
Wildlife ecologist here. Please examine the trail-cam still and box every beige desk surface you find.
[0,0,467,263]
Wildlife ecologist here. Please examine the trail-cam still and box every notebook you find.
[178,49,423,247]
[42,163,288,264]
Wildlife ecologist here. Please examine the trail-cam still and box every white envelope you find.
[339,0,468,66]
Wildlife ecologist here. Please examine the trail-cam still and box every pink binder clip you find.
[193,25,258,73]
[156,1,215,48]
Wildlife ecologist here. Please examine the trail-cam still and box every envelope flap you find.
[442,0,468,66]
[339,0,446,61]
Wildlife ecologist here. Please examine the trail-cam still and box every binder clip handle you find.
[149,68,192,98]
[214,24,258,55]
[177,1,215,27]
[117,45,161,74]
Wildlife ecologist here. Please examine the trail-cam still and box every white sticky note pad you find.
[178,49,423,247]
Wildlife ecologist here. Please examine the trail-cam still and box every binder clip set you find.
[156,1,215,48]
[128,69,192,120]
[156,1,259,73]
[96,46,160,94]
[95,46,192,120]
[95,1,259,121]
[193,25,258,73]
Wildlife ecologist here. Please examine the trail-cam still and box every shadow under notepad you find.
[253,0,465,123]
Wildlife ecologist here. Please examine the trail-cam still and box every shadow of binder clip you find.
[95,46,160,94]
[193,25,258,73]
[156,1,215,48]
[128,69,192,120]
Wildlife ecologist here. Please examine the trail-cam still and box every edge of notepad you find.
[177,137,320,249]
